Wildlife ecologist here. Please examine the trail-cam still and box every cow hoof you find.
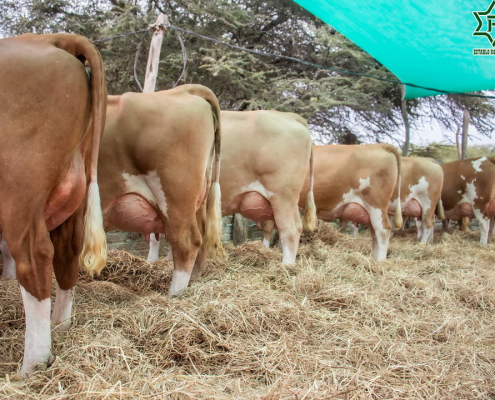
[20,353,55,378]
[1,272,16,279]
[167,290,185,298]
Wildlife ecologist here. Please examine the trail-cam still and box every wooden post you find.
[461,109,470,160]
[233,214,249,246]
[400,85,410,157]
[143,14,168,93]
[455,125,462,160]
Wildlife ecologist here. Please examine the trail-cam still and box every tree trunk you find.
[400,85,410,157]
[461,109,470,160]
[455,125,462,160]
[143,14,168,93]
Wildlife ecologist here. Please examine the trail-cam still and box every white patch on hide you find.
[472,157,487,173]
[341,177,371,204]
[459,179,478,204]
[461,175,465,180]
[240,181,274,199]
[122,170,168,218]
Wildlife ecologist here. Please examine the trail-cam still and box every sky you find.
[413,119,494,147]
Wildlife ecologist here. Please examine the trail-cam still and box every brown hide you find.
[390,157,444,220]
[0,33,106,299]
[220,110,312,221]
[99,85,220,280]
[441,157,495,220]
[300,144,400,229]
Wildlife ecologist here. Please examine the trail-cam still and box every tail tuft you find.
[303,191,317,231]
[437,199,445,221]
[394,198,403,229]
[79,182,107,276]
[204,182,225,258]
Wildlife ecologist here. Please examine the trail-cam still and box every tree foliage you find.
[1,0,493,146]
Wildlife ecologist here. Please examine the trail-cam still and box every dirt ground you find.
[1,222,494,399]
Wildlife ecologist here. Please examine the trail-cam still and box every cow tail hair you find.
[203,93,225,258]
[436,199,445,221]
[65,35,107,276]
[303,145,317,231]
[390,146,403,229]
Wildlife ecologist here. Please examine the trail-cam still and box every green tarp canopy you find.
[292,0,495,99]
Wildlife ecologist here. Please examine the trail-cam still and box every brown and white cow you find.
[264,144,402,261]
[99,85,223,297]
[440,156,495,244]
[149,110,316,265]
[388,156,444,243]
[0,34,107,376]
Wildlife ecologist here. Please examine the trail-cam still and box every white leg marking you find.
[368,207,390,261]
[166,245,173,261]
[20,285,52,377]
[168,269,191,297]
[147,233,161,262]
[1,234,16,279]
[262,238,270,248]
[279,231,298,264]
[350,224,359,237]
[51,284,74,330]
[415,218,423,240]
[474,209,490,245]
[372,229,390,261]
[421,225,434,244]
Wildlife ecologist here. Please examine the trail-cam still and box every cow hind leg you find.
[369,210,390,261]
[3,218,55,377]
[167,217,202,297]
[271,198,302,264]
[489,215,494,240]
[415,218,423,240]
[262,220,276,248]
[147,233,161,262]
[191,203,208,281]
[50,207,84,331]
[420,208,435,244]
[1,234,16,279]
[474,211,490,245]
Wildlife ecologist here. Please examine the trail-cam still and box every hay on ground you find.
[1,222,495,399]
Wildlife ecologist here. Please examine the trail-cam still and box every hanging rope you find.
[172,30,187,88]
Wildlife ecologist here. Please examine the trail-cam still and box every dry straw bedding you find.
[1,222,495,399]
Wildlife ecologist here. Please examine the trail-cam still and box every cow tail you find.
[204,109,225,257]
[52,34,108,276]
[436,199,445,221]
[195,87,224,258]
[303,145,317,231]
[386,145,403,229]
